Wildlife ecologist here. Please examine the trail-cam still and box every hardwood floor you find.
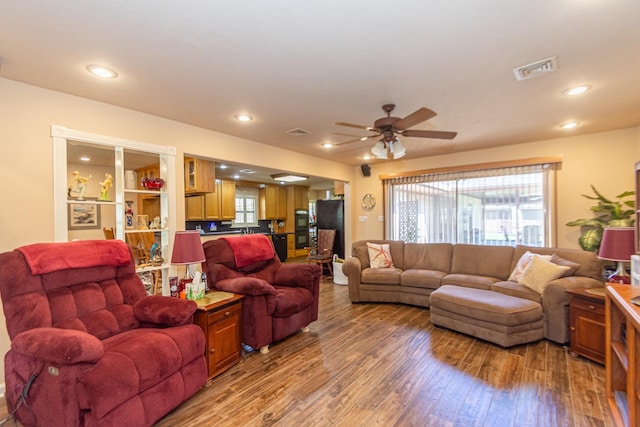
[156,278,615,427]
[0,277,615,426]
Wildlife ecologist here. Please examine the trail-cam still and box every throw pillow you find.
[519,255,570,294]
[509,251,552,282]
[367,242,394,269]
[550,254,580,277]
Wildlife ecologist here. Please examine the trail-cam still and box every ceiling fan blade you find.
[333,134,380,146]
[401,129,457,140]
[393,108,437,130]
[334,122,376,132]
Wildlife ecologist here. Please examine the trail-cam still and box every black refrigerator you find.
[315,199,345,259]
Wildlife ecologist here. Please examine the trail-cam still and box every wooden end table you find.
[567,287,605,364]
[193,293,244,380]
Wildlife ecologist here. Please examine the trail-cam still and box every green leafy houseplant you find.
[566,185,635,252]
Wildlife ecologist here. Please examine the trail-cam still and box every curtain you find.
[384,164,553,247]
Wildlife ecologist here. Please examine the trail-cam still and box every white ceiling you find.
[2,1,640,170]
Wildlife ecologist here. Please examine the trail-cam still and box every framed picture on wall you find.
[68,203,101,230]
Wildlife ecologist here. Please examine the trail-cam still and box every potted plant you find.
[566,185,635,252]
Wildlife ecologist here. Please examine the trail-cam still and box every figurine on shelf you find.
[149,216,162,230]
[98,172,113,201]
[68,170,92,200]
[150,243,163,265]
[125,201,134,230]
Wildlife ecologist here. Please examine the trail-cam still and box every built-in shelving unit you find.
[605,283,640,426]
[51,125,176,295]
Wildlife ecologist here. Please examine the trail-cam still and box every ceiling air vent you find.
[285,128,312,136]
[513,56,558,81]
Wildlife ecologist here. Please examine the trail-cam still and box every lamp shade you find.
[171,231,205,265]
[598,227,635,262]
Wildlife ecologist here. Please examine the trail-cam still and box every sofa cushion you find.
[441,273,500,290]
[490,281,541,303]
[353,240,405,270]
[361,267,402,285]
[450,244,514,280]
[430,285,543,326]
[512,245,602,281]
[550,254,580,277]
[508,251,552,282]
[367,242,394,268]
[401,269,446,289]
[518,256,570,294]
[404,243,453,272]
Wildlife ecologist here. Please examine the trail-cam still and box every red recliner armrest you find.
[12,328,104,364]
[273,263,322,292]
[215,277,277,296]
[134,295,197,326]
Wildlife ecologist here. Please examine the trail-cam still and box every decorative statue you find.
[68,170,92,200]
[149,216,162,230]
[98,172,113,201]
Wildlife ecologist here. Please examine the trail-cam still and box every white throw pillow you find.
[518,255,570,294]
[509,251,552,282]
[367,242,394,269]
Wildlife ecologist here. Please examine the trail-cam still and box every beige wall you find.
[0,78,354,386]
[349,127,640,247]
[0,76,639,390]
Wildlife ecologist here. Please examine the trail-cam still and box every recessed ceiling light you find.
[232,174,240,179]
[362,154,372,160]
[80,156,91,162]
[85,64,118,79]
[234,114,253,122]
[218,164,228,169]
[563,85,591,96]
[560,121,580,129]
[322,143,333,148]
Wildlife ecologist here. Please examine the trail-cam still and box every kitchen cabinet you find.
[185,195,205,220]
[284,185,309,233]
[184,157,216,194]
[200,179,236,221]
[287,234,295,259]
[259,184,286,220]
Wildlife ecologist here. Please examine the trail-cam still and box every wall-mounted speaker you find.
[360,164,371,177]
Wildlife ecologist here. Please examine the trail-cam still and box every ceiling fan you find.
[334,104,457,159]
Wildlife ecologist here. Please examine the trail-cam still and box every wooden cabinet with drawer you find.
[193,293,244,379]
[567,287,605,364]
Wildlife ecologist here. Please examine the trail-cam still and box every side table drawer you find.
[208,304,241,325]
[569,296,604,316]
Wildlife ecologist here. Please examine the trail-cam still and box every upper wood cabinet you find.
[259,184,286,220]
[184,157,216,194]
[202,179,236,220]
[185,195,205,220]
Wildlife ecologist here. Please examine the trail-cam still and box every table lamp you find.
[598,227,635,284]
[171,230,205,293]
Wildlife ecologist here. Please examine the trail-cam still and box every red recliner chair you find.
[0,240,207,427]
[202,234,321,354]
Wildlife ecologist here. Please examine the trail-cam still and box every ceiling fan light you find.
[390,139,406,159]
[371,141,387,159]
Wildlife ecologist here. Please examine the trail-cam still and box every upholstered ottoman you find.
[430,285,544,347]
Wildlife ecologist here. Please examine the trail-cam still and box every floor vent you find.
[513,56,558,81]
[285,128,312,136]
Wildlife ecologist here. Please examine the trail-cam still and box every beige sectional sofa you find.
[342,240,604,345]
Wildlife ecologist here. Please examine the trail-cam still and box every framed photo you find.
[68,203,101,230]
